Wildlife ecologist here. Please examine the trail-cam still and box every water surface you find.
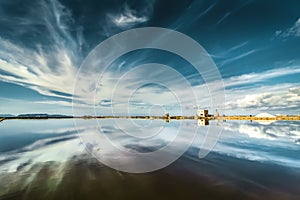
[0,119,299,199]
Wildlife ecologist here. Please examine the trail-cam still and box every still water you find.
[0,119,299,199]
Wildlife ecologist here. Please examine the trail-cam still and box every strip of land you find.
[215,116,300,121]
[1,115,299,121]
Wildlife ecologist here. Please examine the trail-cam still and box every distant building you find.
[197,110,208,117]
[164,113,170,119]
[215,109,219,117]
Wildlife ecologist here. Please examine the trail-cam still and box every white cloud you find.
[0,1,156,113]
[275,17,300,38]
[113,9,148,27]
[220,49,258,65]
[107,3,153,30]
[225,66,300,87]
[0,0,82,102]
[98,64,300,115]
[190,65,300,114]
[225,85,300,112]
[0,0,299,116]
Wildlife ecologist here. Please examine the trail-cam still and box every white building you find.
[197,110,208,117]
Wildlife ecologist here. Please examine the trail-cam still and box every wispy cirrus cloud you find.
[0,0,299,116]
[0,0,81,102]
[0,0,130,113]
[0,0,127,115]
[224,66,300,88]
[275,17,300,38]
[219,48,259,66]
[96,64,300,115]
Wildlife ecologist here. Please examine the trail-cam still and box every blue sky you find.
[0,0,300,115]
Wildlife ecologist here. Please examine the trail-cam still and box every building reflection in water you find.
[197,119,209,126]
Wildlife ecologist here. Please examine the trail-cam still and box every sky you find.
[0,0,300,115]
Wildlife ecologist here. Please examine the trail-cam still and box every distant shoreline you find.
[1,115,300,122]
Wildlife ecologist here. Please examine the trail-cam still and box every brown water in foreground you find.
[1,151,299,200]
